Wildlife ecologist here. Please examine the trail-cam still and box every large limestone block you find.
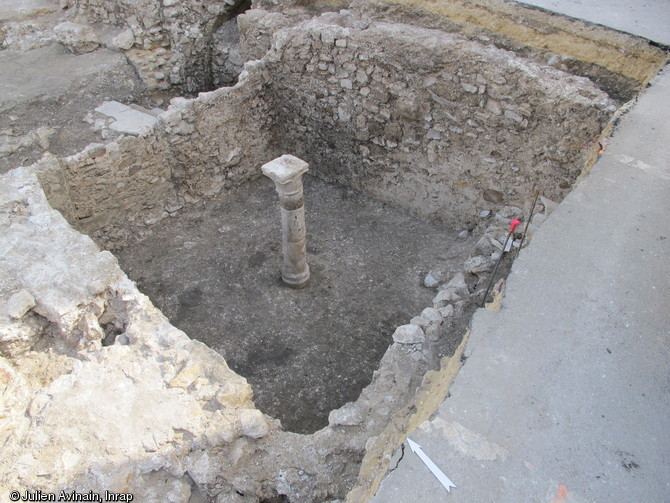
[54,21,100,54]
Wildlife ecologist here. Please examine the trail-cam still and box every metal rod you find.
[516,187,541,256]
[480,219,520,307]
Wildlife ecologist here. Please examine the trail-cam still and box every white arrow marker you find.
[406,438,456,493]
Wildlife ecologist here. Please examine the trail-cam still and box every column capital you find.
[261,155,309,194]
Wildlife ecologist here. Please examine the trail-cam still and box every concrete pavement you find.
[370,31,670,503]
[515,0,670,46]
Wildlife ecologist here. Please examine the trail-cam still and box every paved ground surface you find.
[0,0,57,22]
[515,0,670,46]
[371,11,670,503]
[0,45,132,106]
[0,44,149,173]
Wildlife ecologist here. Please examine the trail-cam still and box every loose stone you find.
[423,271,440,288]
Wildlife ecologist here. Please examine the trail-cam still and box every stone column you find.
[262,155,311,289]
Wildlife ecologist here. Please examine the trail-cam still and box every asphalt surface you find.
[371,10,670,503]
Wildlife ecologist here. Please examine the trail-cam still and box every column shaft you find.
[261,155,311,289]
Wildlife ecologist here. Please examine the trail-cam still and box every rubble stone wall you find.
[351,0,668,100]
[67,0,251,92]
[237,8,308,62]
[31,11,616,250]
[261,15,615,227]
[252,0,668,102]
[37,64,275,250]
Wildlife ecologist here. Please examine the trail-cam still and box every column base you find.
[281,266,311,289]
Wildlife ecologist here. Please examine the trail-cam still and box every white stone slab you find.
[94,100,132,119]
[108,109,158,135]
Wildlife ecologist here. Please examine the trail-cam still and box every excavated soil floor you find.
[116,175,477,433]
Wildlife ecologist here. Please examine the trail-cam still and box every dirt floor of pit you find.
[116,175,478,433]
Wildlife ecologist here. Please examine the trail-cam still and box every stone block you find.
[170,364,202,389]
[108,109,158,135]
[441,273,469,297]
[112,28,135,50]
[54,22,100,54]
[439,304,455,318]
[328,401,365,426]
[423,271,440,288]
[464,255,494,274]
[392,324,425,344]
[433,288,461,307]
[6,290,36,319]
[424,266,448,288]
[473,235,496,256]
[238,409,269,438]
[410,316,430,328]
[215,381,252,409]
[95,101,132,118]
[420,307,443,324]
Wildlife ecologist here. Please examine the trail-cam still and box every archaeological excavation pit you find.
[115,168,477,433]
[2,1,667,501]
[80,14,630,434]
